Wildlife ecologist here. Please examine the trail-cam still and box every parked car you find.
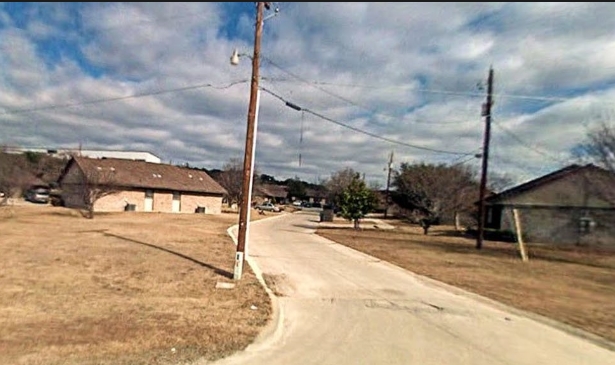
[256,201,281,212]
[25,186,50,204]
[292,200,303,207]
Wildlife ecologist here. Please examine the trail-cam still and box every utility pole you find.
[384,150,394,219]
[234,2,265,280]
[476,66,494,250]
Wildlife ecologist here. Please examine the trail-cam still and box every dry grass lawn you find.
[0,205,271,365]
[317,221,615,344]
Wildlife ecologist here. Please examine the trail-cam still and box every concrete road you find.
[210,212,615,365]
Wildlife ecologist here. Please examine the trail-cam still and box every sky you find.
[1,2,614,189]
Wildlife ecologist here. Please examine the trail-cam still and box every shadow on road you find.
[104,232,233,279]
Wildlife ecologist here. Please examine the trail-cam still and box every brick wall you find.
[181,193,223,214]
[153,191,173,212]
[95,190,145,212]
[95,190,223,214]
[500,206,615,247]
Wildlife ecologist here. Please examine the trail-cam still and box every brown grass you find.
[0,205,271,365]
[317,222,615,343]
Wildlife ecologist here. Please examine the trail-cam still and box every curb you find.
[315,232,615,353]
[225,213,287,350]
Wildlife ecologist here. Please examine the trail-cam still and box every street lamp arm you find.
[230,49,255,66]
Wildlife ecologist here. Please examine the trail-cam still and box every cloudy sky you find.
[1,2,614,188]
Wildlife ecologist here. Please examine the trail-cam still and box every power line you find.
[0,79,249,116]
[491,119,571,164]
[266,76,589,104]
[259,86,474,156]
[449,148,482,166]
[262,61,482,126]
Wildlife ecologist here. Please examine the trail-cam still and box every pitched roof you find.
[485,164,613,204]
[305,186,328,198]
[60,157,227,195]
[255,184,288,198]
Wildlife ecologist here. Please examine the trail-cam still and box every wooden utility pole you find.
[384,151,394,219]
[476,67,494,250]
[234,2,264,280]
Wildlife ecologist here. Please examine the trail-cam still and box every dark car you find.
[25,186,50,204]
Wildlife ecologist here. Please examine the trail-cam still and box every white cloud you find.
[1,2,615,188]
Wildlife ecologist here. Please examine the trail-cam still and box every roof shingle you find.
[64,157,227,195]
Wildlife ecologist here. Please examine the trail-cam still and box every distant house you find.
[372,189,407,217]
[58,157,227,214]
[305,187,328,205]
[483,164,615,246]
[254,184,288,205]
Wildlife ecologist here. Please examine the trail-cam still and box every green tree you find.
[286,177,307,201]
[338,173,377,230]
[324,167,360,206]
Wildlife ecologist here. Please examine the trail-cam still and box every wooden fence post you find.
[512,208,529,262]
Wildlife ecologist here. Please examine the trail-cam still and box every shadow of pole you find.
[104,232,233,279]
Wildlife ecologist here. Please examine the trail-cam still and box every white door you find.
[144,190,153,212]
[172,192,181,213]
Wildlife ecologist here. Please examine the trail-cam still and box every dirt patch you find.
[262,273,293,297]
[0,205,272,365]
[317,223,615,343]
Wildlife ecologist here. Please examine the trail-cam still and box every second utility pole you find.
[476,66,494,250]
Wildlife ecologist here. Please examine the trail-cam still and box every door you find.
[172,192,181,213]
[144,190,153,212]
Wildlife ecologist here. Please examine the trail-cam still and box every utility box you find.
[320,209,334,222]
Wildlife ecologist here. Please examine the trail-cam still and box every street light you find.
[231,2,265,281]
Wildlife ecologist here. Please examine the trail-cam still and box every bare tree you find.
[582,122,615,173]
[213,157,261,207]
[0,152,33,204]
[79,167,119,219]
[215,158,243,207]
[577,122,615,204]
[324,167,360,205]
[488,172,515,193]
[392,162,478,234]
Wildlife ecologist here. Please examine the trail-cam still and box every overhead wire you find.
[259,86,474,156]
[263,59,483,126]
[0,79,250,116]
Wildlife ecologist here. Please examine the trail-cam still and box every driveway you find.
[210,212,615,365]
